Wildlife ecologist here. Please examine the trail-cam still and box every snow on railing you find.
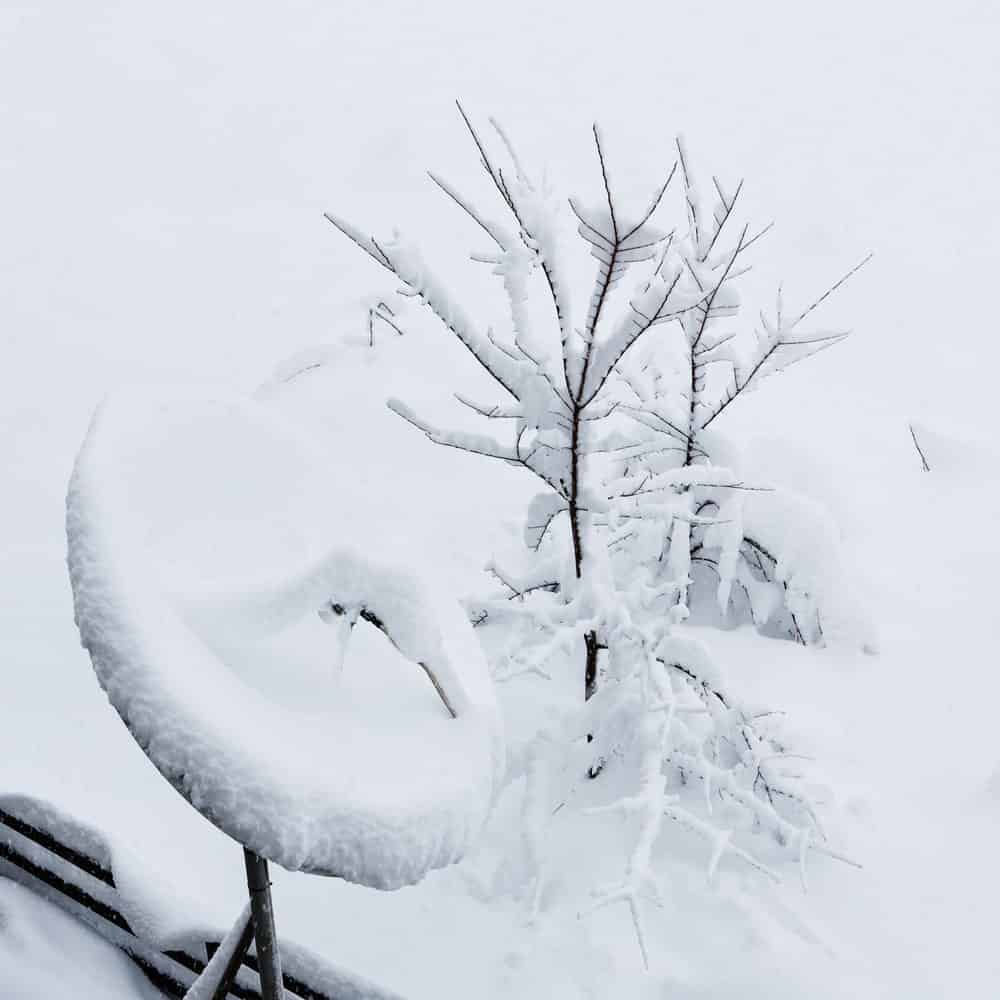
[0,797,401,1000]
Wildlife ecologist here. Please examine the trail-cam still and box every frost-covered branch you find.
[387,398,564,495]
[456,102,574,369]
[325,214,527,399]
[567,130,678,400]
[699,255,871,430]
[427,170,511,250]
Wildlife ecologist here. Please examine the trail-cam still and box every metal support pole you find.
[243,848,285,1000]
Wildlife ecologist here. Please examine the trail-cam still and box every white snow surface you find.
[66,387,503,889]
[3,1,1000,996]
[0,878,163,1000]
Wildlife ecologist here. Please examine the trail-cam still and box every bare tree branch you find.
[908,422,931,472]
[790,253,873,327]
[427,170,508,248]
[325,213,525,399]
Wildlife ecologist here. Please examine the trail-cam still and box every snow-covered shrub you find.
[326,107,862,957]
[491,568,857,961]
[601,141,872,645]
[326,107,710,707]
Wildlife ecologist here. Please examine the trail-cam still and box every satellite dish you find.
[67,389,503,997]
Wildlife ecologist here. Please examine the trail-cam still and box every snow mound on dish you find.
[66,387,503,889]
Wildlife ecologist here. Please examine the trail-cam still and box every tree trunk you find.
[569,402,604,776]
[568,404,597,702]
[584,631,599,701]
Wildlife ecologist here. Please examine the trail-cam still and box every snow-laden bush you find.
[326,106,863,959]
[599,143,873,647]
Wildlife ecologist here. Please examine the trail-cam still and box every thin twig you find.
[908,422,931,471]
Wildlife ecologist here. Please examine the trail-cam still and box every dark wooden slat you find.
[0,807,114,885]
[0,823,261,999]
[1,811,373,1000]
[1,853,196,998]
[0,839,132,933]
[124,953,189,999]
[243,953,338,1000]
[161,947,262,1000]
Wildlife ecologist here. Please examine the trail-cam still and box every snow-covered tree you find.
[326,104,707,707]
[326,108,861,957]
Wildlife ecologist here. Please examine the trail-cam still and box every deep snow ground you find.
[2,1,999,996]
[4,339,998,998]
[0,879,164,1000]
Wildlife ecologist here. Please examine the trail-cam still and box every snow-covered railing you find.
[0,796,400,1000]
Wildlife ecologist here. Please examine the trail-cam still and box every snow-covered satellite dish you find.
[66,389,503,890]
